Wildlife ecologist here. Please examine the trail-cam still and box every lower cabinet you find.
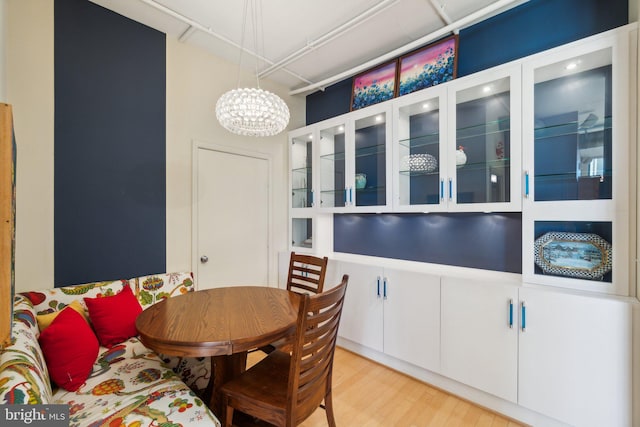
[441,277,519,402]
[326,260,632,426]
[337,261,440,372]
[517,287,632,427]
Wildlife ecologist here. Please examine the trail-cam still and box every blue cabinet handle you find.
[440,179,444,201]
[521,301,526,332]
[349,187,353,205]
[448,178,453,201]
[383,277,387,300]
[377,277,381,298]
[344,188,347,205]
[524,171,530,198]
[509,299,514,328]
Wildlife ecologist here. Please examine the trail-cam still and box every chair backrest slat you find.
[287,252,329,295]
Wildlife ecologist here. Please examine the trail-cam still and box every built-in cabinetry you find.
[440,277,518,403]
[332,262,440,373]
[521,28,633,296]
[328,259,632,427]
[286,23,637,427]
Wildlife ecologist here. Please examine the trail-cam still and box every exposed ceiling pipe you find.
[137,0,314,85]
[257,0,400,80]
[289,0,526,95]
[429,0,459,35]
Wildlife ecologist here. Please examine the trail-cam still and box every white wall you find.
[165,37,304,284]
[6,0,54,291]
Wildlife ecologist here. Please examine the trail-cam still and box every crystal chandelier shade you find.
[216,87,290,137]
[215,0,290,137]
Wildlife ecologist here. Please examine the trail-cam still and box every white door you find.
[383,269,440,372]
[518,287,632,427]
[336,262,383,352]
[441,277,519,402]
[194,145,270,289]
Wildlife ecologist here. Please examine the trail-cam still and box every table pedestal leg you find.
[207,352,248,421]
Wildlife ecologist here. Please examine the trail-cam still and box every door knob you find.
[200,255,209,264]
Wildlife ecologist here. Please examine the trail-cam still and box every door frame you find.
[191,140,273,286]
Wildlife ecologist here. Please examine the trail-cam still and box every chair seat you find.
[222,350,291,425]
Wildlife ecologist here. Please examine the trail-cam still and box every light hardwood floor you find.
[248,347,525,427]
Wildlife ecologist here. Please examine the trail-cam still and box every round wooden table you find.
[135,286,300,417]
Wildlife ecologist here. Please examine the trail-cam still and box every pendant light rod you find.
[137,0,313,85]
[289,0,526,95]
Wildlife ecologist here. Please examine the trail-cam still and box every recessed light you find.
[375,115,382,122]
[483,86,491,93]
[422,103,430,109]
[338,126,344,132]
[566,62,578,70]
[308,134,313,140]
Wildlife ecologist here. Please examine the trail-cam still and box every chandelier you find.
[215,0,290,137]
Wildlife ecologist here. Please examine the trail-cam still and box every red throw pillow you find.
[38,306,99,391]
[84,285,143,348]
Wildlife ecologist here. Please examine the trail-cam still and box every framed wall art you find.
[398,35,458,96]
[351,60,398,111]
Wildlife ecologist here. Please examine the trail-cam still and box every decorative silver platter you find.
[533,232,612,280]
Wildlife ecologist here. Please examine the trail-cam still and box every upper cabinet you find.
[446,64,522,212]
[289,126,314,212]
[521,26,634,296]
[392,86,448,212]
[391,64,521,212]
[316,103,393,213]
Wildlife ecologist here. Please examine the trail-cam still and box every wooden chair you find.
[256,252,329,355]
[286,252,329,295]
[221,275,349,427]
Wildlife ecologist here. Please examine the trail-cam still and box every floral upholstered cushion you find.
[0,294,53,404]
[52,337,220,427]
[132,272,194,309]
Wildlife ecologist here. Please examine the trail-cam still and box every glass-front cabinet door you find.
[393,86,447,211]
[350,104,392,211]
[318,118,347,209]
[447,64,521,212]
[289,127,314,211]
[521,28,632,296]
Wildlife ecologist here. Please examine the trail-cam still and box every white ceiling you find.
[89,0,529,96]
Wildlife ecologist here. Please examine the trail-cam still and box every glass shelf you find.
[320,151,346,162]
[534,116,612,140]
[399,132,440,149]
[457,158,511,172]
[355,185,385,193]
[292,186,310,192]
[399,169,440,177]
[354,143,385,159]
[292,166,311,174]
[456,118,511,141]
[535,171,611,181]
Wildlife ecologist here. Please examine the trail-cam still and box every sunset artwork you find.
[351,60,397,110]
[398,36,458,96]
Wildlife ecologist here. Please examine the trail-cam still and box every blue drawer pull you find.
[509,299,514,328]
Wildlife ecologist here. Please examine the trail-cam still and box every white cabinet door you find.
[337,262,384,352]
[518,287,632,427]
[383,269,440,372]
[441,277,519,402]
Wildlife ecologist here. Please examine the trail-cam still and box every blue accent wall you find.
[335,213,522,273]
[306,0,628,124]
[54,0,166,286]
[310,0,628,273]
